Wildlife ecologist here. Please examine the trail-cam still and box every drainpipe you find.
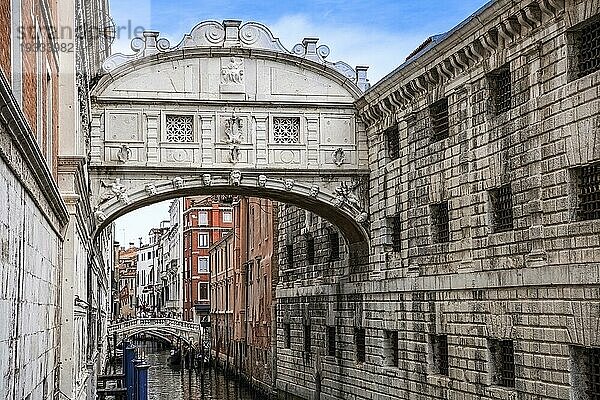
[244,198,250,383]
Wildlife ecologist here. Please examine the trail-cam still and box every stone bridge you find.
[88,20,371,252]
[108,318,203,347]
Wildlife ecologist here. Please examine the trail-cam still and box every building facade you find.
[117,245,138,318]
[183,196,233,322]
[136,239,160,317]
[275,1,600,399]
[210,230,236,364]
[0,0,114,398]
[209,197,278,390]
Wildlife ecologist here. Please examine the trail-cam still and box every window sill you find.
[486,385,517,400]
[426,373,450,387]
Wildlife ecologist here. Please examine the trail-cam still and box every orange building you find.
[183,196,233,322]
[210,197,278,390]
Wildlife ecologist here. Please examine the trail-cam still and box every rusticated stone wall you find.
[275,0,600,399]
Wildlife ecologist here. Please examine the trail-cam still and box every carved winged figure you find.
[221,57,244,85]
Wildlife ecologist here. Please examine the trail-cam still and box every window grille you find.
[328,326,336,357]
[304,324,311,354]
[490,185,513,232]
[489,66,511,114]
[284,323,291,348]
[306,237,315,265]
[588,347,600,398]
[273,117,300,144]
[576,162,600,221]
[385,126,400,161]
[431,334,449,376]
[489,339,515,388]
[286,244,294,267]
[431,202,450,243]
[384,330,399,367]
[355,328,366,363]
[391,214,401,252]
[575,18,600,78]
[430,98,449,141]
[329,232,340,260]
[165,115,194,142]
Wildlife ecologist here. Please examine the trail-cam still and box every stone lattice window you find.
[384,330,399,367]
[490,184,514,232]
[430,334,449,376]
[327,326,336,357]
[572,16,600,79]
[489,339,515,388]
[489,65,511,114]
[431,202,450,243]
[575,162,600,221]
[355,328,366,363]
[430,98,449,141]
[165,114,194,142]
[385,126,400,161]
[273,117,300,144]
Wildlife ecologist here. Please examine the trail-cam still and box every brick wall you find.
[0,1,11,82]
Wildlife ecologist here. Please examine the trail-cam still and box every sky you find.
[111,0,489,246]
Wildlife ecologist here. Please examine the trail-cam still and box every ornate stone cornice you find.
[0,71,69,231]
[357,0,566,126]
[101,19,370,92]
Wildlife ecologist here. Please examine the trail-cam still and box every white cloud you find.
[269,14,426,84]
[114,201,171,246]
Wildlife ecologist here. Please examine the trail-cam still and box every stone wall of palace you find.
[275,0,600,399]
[0,79,66,400]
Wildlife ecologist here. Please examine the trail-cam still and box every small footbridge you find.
[108,318,203,348]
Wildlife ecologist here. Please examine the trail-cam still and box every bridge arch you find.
[109,318,202,349]
[90,19,371,249]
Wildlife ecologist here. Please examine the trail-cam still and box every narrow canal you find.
[133,341,267,400]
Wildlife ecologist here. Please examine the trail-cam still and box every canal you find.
[133,341,266,400]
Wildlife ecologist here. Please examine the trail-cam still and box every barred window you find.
[385,126,400,161]
[327,326,336,357]
[430,98,449,141]
[273,117,300,144]
[286,244,294,267]
[355,328,366,363]
[431,202,450,243]
[575,162,600,221]
[165,115,194,142]
[489,339,515,388]
[488,65,511,114]
[306,237,315,265]
[329,232,340,261]
[384,330,398,367]
[304,323,311,355]
[571,346,600,399]
[572,17,600,79]
[490,185,514,232]
[390,214,401,252]
[431,334,449,376]
[283,323,291,349]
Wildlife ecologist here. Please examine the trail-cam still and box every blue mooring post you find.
[124,344,137,400]
[131,359,143,400]
[135,362,151,400]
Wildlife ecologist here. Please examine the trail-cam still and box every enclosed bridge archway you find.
[89,20,371,256]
